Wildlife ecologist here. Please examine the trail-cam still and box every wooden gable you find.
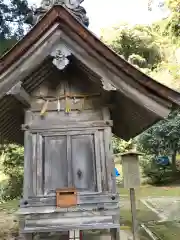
[0,5,180,144]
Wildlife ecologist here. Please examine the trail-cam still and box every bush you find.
[128,54,147,68]
[0,144,24,201]
[140,155,172,185]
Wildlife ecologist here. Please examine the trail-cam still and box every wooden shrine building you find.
[0,1,180,239]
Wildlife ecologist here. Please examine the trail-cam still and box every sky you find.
[28,0,169,36]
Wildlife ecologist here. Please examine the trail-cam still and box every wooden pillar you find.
[23,111,34,199]
[110,228,120,240]
[69,230,80,240]
[121,151,142,240]
[130,188,138,240]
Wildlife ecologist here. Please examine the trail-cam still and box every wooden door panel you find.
[71,134,96,191]
[44,136,68,195]
[35,129,101,195]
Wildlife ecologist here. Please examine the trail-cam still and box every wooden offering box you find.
[56,188,77,208]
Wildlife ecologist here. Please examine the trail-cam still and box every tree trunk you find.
[171,150,177,172]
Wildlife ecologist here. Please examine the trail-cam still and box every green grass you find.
[0,162,179,239]
[0,199,19,213]
[120,200,160,226]
[147,222,180,240]
[0,200,19,239]
[138,228,152,240]
[120,198,180,240]
[118,180,180,239]
[118,185,180,197]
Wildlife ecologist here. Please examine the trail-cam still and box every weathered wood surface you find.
[20,193,119,208]
[29,129,108,195]
[122,155,141,189]
[23,111,34,199]
[99,130,106,191]
[36,134,43,196]
[31,97,103,112]
[24,121,113,132]
[30,109,103,123]
[0,26,61,99]
[67,135,72,187]
[22,219,119,233]
[94,131,102,192]
[71,134,96,191]
[44,135,68,194]
[19,57,120,235]
[110,229,120,240]
[23,131,33,199]
[18,204,119,215]
[6,81,31,107]
[104,127,112,193]
[18,206,119,216]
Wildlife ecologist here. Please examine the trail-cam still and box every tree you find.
[167,0,180,37]
[112,137,134,154]
[0,0,32,55]
[0,144,24,200]
[109,25,163,70]
[137,109,180,172]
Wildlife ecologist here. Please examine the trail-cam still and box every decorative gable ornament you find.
[37,0,89,26]
[41,0,83,10]
[101,79,117,91]
[50,43,71,70]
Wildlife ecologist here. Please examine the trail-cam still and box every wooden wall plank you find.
[67,135,72,187]
[104,127,113,193]
[32,134,37,196]
[99,130,106,191]
[71,134,96,191]
[23,131,33,199]
[94,132,102,193]
[36,134,43,196]
[44,135,68,195]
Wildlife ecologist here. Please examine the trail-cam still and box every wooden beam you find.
[7,81,31,107]
[0,26,61,100]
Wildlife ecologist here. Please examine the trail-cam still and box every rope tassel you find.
[40,100,49,117]
[57,98,61,112]
[65,97,71,113]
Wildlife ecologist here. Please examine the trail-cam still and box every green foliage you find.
[0,0,31,38]
[0,0,33,55]
[110,25,162,69]
[0,144,24,201]
[138,109,180,155]
[155,0,180,38]
[0,37,17,56]
[102,6,180,183]
[128,54,147,68]
[112,137,134,154]
[140,155,172,184]
[137,109,180,173]
[165,14,180,38]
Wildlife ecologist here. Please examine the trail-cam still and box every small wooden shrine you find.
[0,1,180,239]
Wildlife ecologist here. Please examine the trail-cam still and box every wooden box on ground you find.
[56,188,77,208]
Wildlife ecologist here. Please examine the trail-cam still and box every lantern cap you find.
[120,150,143,156]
